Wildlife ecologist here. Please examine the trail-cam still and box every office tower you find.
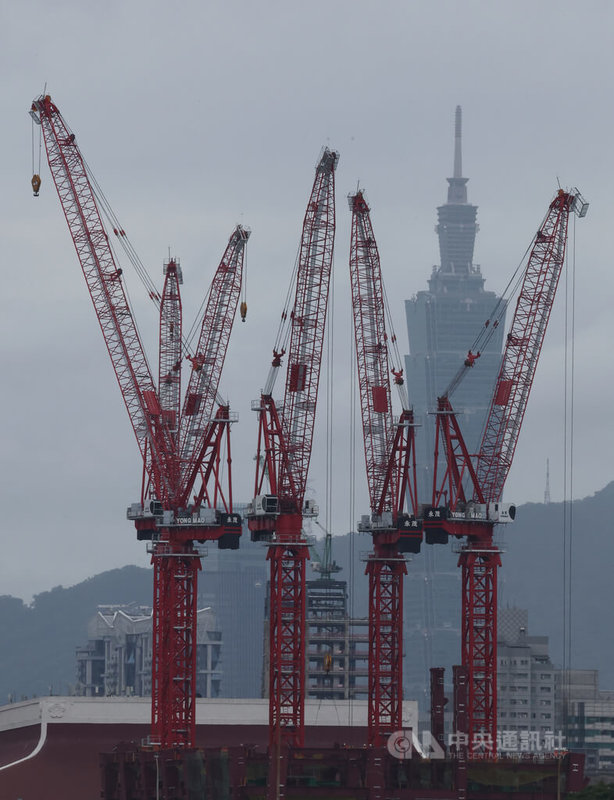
[405,105,505,497]
[497,608,556,746]
[305,577,369,700]
[403,107,505,705]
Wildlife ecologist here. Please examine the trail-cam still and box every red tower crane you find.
[425,188,588,750]
[31,94,249,750]
[349,190,421,746]
[247,147,339,754]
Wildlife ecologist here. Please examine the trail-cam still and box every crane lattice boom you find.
[476,188,587,503]
[349,191,396,512]
[277,148,338,511]
[178,225,249,507]
[30,94,175,504]
[158,259,183,438]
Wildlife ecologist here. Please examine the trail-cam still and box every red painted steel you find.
[459,542,501,751]
[32,95,248,750]
[157,260,183,493]
[178,226,249,506]
[349,191,420,745]
[349,191,396,510]
[31,95,174,504]
[477,190,578,503]
[366,549,405,745]
[151,542,200,748]
[430,667,446,754]
[267,539,307,744]
[249,148,338,752]
[159,260,182,437]
[452,665,469,800]
[427,188,586,751]
[431,396,484,510]
[276,149,338,509]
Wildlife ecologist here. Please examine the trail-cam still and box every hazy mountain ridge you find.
[0,565,152,702]
[501,480,614,687]
[0,483,611,702]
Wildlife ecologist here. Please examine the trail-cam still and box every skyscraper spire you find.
[435,105,478,277]
[453,105,463,179]
[447,105,469,205]
[403,105,507,708]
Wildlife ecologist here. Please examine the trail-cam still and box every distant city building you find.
[75,518,270,702]
[305,577,369,700]
[495,608,614,772]
[262,574,370,702]
[497,608,556,745]
[75,604,221,699]
[403,106,506,703]
[556,669,614,773]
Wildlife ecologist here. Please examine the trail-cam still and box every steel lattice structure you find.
[158,261,183,426]
[349,192,396,509]
[248,148,338,757]
[477,190,581,503]
[178,227,249,505]
[349,191,421,745]
[276,149,338,508]
[31,94,249,750]
[459,544,501,745]
[151,543,200,746]
[426,188,587,749]
[366,557,405,742]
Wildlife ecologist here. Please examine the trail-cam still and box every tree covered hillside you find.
[0,565,152,702]
[501,481,614,688]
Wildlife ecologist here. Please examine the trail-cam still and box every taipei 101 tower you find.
[403,107,506,703]
[405,106,506,500]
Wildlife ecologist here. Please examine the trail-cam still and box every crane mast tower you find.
[31,94,249,750]
[349,190,421,745]
[248,148,338,758]
[426,187,588,749]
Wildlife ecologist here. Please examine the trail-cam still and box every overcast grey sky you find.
[1,1,612,599]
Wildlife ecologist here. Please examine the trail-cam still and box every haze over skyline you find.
[1,1,612,599]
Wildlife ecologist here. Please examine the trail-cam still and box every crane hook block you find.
[31,174,41,196]
[240,301,247,322]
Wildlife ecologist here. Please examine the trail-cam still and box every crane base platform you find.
[100,743,585,800]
